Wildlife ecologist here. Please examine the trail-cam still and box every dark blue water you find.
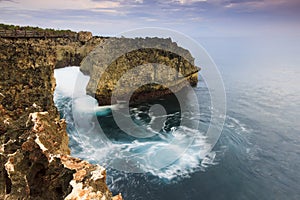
[54,36,300,200]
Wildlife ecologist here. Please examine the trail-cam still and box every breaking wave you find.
[54,67,242,181]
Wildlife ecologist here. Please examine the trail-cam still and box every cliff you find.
[0,23,107,68]
[0,24,199,199]
[0,26,120,200]
[81,37,199,105]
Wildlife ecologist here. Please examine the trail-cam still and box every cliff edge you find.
[81,37,199,105]
[0,24,199,199]
[0,25,120,200]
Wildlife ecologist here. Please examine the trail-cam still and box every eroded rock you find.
[0,24,199,199]
[80,37,200,105]
[0,27,119,200]
[78,31,93,43]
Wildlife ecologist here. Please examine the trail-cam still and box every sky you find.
[0,0,300,37]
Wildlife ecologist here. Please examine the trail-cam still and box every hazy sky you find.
[0,0,299,37]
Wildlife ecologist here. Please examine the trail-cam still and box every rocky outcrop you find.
[0,24,107,69]
[0,24,199,199]
[0,28,120,199]
[81,37,199,105]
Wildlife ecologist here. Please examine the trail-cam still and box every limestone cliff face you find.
[0,34,119,199]
[81,37,199,106]
[0,25,199,199]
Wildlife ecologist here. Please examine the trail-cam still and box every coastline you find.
[0,24,198,199]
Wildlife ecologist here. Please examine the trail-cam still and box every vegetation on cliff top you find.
[0,23,75,34]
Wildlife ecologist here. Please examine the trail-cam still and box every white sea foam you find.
[54,67,218,180]
[54,67,89,97]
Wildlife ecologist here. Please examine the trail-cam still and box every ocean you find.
[54,36,300,200]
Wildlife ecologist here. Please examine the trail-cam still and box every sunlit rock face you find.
[0,24,198,199]
[81,37,200,106]
[0,27,119,200]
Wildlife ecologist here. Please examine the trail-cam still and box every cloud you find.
[0,0,121,10]
[0,0,299,37]
[220,0,300,11]
[174,0,206,4]
[134,0,144,3]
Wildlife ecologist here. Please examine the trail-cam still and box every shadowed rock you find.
[0,25,121,200]
[0,24,199,199]
[81,37,200,105]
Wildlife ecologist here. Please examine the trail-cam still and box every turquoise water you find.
[54,37,300,200]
